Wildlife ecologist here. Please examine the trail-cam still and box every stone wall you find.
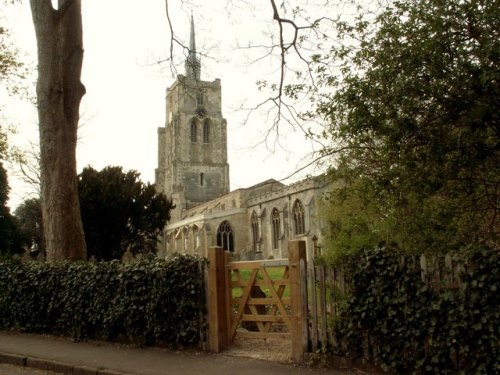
[158,176,333,262]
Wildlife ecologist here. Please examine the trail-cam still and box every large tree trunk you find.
[30,0,86,261]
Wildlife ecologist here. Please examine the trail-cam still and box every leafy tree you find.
[14,197,43,257]
[1,0,27,162]
[316,0,500,257]
[30,0,86,261]
[78,166,174,261]
[0,162,21,255]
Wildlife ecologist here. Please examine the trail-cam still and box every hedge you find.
[0,255,207,346]
[333,246,499,374]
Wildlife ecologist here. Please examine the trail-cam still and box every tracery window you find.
[293,200,305,235]
[251,211,259,252]
[190,118,198,142]
[203,119,210,143]
[217,220,234,252]
[271,208,280,249]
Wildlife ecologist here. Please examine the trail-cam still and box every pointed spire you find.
[189,14,196,57]
[185,13,201,80]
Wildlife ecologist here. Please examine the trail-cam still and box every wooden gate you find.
[226,259,291,341]
[207,240,307,362]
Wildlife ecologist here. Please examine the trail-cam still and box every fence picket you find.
[317,265,327,347]
[308,263,318,351]
[326,267,335,347]
[444,254,453,289]
[300,258,309,351]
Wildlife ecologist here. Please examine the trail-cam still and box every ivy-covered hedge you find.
[333,246,499,374]
[0,256,207,346]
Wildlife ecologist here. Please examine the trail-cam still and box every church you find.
[154,18,332,261]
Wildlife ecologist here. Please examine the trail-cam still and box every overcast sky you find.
[4,0,325,208]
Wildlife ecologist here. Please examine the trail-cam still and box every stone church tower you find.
[155,16,230,217]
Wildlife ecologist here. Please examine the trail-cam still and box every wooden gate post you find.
[288,240,307,363]
[207,246,228,352]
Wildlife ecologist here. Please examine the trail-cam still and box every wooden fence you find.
[205,244,473,365]
[305,253,467,352]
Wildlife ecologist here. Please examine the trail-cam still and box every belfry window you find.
[203,119,210,143]
[271,208,280,249]
[251,211,259,252]
[197,92,204,106]
[293,200,305,235]
[190,119,198,142]
[217,220,234,252]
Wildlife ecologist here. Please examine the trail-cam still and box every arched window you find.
[182,227,189,252]
[200,173,204,186]
[190,118,198,143]
[203,119,210,143]
[251,211,259,252]
[271,208,280,249]
[192,225,199,252]
[217,220,234,252]
[293,200,305,235]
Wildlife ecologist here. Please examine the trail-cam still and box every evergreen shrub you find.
[333,246,499,374]
[0,256,207,346]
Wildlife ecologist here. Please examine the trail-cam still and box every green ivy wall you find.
[333,247,499,374]
[0,256,207,346]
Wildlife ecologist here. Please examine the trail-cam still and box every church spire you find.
[185,14,201,80]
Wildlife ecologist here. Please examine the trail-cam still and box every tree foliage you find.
[14,197,43,256]
[0,0,27,162]
[0,162,20,255]
[78,166,174,261]
[317,0,499,257]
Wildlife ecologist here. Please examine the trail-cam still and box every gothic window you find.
[203,119,210,143]
[251,211,259,252]
[192,225,199,252]
[271,208,280,249]
[183,227,189,252]
[293,200,305,235]
[190,118,198,143]
[217,220,234,252]
[197,92,204,106]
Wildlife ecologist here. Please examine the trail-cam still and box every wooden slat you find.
[247,303,266,332]
[227,259,288,269]
[235,331,291,340]
[300,258,309,351]
[229,268,259,339]
[260,267,292,327]
[263,266,290,333]
[326,267,335,347]
[231,297,291,305]
[444,254,453,289]
[224,252,232,343]
[309,263,318,352]
[231,279,288,287]
[241,314,288,322]
[420,254,428,283]
[317,264,327,348]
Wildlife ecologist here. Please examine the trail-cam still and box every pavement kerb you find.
[0,351,134,375]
